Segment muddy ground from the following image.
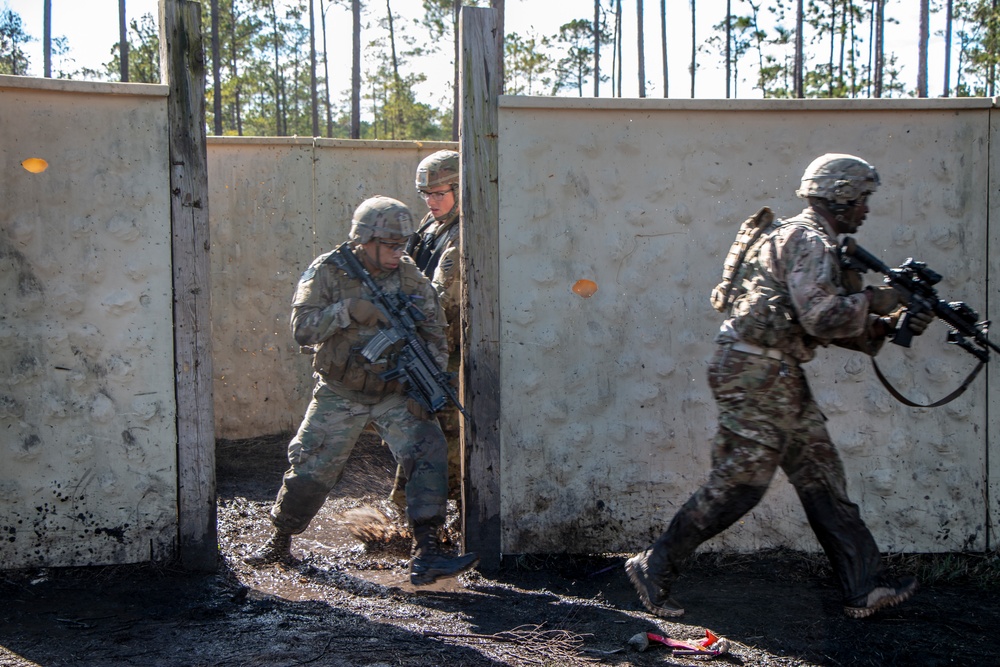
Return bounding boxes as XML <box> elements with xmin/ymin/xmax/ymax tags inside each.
<box><xmin>1</xmin><ymin>432</ymin><xmax>997</xmax><ymax>667</ymax></box>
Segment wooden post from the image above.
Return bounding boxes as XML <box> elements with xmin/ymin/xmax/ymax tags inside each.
<box><xmin>459</xmin><ymin>6</ymin><xmax>502</xmax><ymax>570</ymax></box>
<box><xmin>160</xmin><ymin>0</ymin><xmax>218</xmax><ymax>572</ymax></box>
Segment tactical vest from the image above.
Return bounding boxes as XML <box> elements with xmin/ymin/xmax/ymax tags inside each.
<box><xmin>407</xmin><ymin>211</ymin><xmax>458</xmax><ymax>280</ymax></box>
<box><xmin>711</xmin><ymin>208</ymin><xmax>813</xmax><ymax>349</ymax></box>
<box><xmin>311</xmin><ymin>256</ymin><xmax>427</xmax><ymax>401</ymax></box>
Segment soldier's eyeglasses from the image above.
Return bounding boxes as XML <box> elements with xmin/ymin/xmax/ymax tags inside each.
<box><xmin>378</xmin><ymin>239</ymin><xmax>407</xmax><ymax>254</ymax></box>
<box><xmin>418</xmin><ymin>189</ymin><xmax>452</xmax><ymax>202</ymax></box>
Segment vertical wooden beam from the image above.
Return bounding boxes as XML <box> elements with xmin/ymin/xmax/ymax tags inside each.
<box><xmin>160</xmin><ymin>0</ymin><xmax>218</xmax><ymax>572</ymax></box>
<box><xmin>988</xmin><ymin>104</ymin><xmax>1000</xmax><ymax>550</ymax></box>
<box><xmin>459</xmin><ymin>6</ymin><xmax>502</xmax><ymax>570</ymax></box>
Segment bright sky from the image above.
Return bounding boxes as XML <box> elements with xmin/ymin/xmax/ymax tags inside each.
<box><xmin>3</xmin><ymin>0</ymin><xmax>954</xmax><ymax>102</ymax></box>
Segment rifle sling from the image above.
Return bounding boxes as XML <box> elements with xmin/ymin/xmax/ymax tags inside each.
<box><xmin>871</xmin><ymin>357</ymin><xmax>984</xmax><ymax>408</ymax></box>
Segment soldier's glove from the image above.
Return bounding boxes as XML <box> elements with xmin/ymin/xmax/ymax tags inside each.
<box><xmin>865</xmin><ymin>286</ymin><xmax>901</xmax><ymax>315</ymax></box>
<box><xmin>906</xmin><ymin>309</ymin><xmax>935</xmax><ymax>336</ymax></box>
<box><xmin>347</xmin><ymin>298</ymin><xmax>385</xmax><ymax>327</ymax></box>
<box><xmin>406</xmin><ymin>398</ymin><xmax>431</xmax><ymax>421</ymax></box>
<box><xmin>841</xmin><ymin>268</ymin><xmax>865</xmax><ymax>294</ymax></box>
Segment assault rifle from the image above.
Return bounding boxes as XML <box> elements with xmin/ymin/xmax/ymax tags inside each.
<box><xmin>840</xmin><ymin>236</ymin><xmax>1000</xmax><ymax>363</ymax></box>
<box><xmin>330</xmin><ymin>242</ymin><xmax>470</xmax><ymax>419</ymax></box>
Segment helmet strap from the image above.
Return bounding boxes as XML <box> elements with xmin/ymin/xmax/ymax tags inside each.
<box><xmin>359</xmin><ymin>242</ymin><xmax>387</xmax><ymax>274</ymax></box>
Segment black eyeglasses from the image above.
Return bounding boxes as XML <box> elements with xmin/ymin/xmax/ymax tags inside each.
<box><xmin>418</xmin><ymin>189</ymin><xmax>452</xmax><ymax>202</ymax></box>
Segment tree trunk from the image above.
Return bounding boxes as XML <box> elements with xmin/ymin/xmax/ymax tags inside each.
<box><xmin>637</xmin><ymin>0</ymin><xmax>646</xmax><ymax>97</ymax></box>
<box><xmin>321</xmin><ymin>0</ymin><xmax>333</xmax><ymax>136</ymax></box>
<box><xmin>690</xmin><ymin>0</ymin><xmax>696</xmax><ymax>98</ymax></box>
<box><xmin>794</xmin><ymin>0</ymin><xmax>803</xmax><ymax>97</ymax></box>
<box><xmin>309</xmin><ymin>0</ymin><xmax>318</xmax><ymax>136</ymax></box>
<box><xmin>990</xmin><ymin>0</ymin><xmax>997</xmax><ymax>96</ymax></box>
<box><xmin>837</xmin><ymin>0</ymin><xmax>854</xmax><ymax>92</ymax></box>
<box><xmin>726</xmin><ymin>0</ymin><xmax>731</xmax><ymax>98</ymax></box>
<box><xmin>828</xmin><ymin>0</ymin><xmax>835</xmax><ymax>97</ymax></box>
<box><xmin>867</xmin><ymin>0</ymin><xmax>874</xmax><ymax>97</ymax></box>
<box><xmin>352</xmin><ymin>0</ymin><xmax>361</xmax><ymax>139</ymax></box>
<box><xmin>943</xmin><ymin>0</ymin><xmax>953</xmax><ymax>96</ymax></box>
<box><xmin>211</xmin><ymin>0</ymin><xmax>222</xmax><ymax>134</ymax></box>
<box><xmin>386</xmin><ymin>0</ymin><xmax>404</xmax><ymax>137</ymax></box>
<box><xmin>594</xmin><ymin>0</ymin><xmax>601</xmax><ymax>96</ymax></box>
<box><xmin>917</xmin><ymin>0</ymin><xmax>929</xmax><ymax>97</ymax></box>
<box><xmin>874</xmin><ymin>0</ymin><xmax>884</xmax><ymax>98</ymax></box>
<box><xmin>227</xmin><ymin>4</ymin><xmax>243</xmax><ymax>136</ymax></box>
<box><xmin>491</xmin><ymin>0</ymin><xmax>505</xmax><ymax>93</ymax></box>
<box><xmin>660</xmin><ymin>0</ymin><xmax>667</xmax><ymax>96</ymax></box>
<box><xmin>849</xmin><ymin>0</ymin><xmax>857</xmax><ymax>96</ymax></box>
<box><xmin>43</xmin><ymin>0</ymin><xmax>51</xmax><ymax>77</ymax></box>
<box><xmin>268</xmin><ymin>0</ymin><xmax>283</xmax><ymax>135</ymax></box>
<box><xmin>119</xmin><ymin>0</ymin><xmax>129</xmax><ymax>81</ymax></box>
<box><xmin>615</xmin><ymin>0</ymin><xmax>622</xmax><ymax>97</ymax></box>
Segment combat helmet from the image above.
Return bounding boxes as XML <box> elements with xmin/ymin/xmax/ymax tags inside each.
<box><xmin>415</xmin><ymin>150</ymin><xmax>459</xmax><ymax>190</ymax></box>
<box><xmin>796</xmin><ymin>153</ymin><xmax>880</xmax><ymax>206</ymax></box>
<box><xmin>349</xmin><ymin>196</ymin><xmax>415</xmax><ymax>244</ymax></box>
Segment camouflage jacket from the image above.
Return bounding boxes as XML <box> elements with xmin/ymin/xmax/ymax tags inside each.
<box><xmin>408</xmin><ymin>209</ymin><xmax>461</xmax><ymax>353</ymax></box>
<box><xmin>716</xmin><ymin>207</ymin><xmax>883</xmax><ymax>363</ymax></box>
<box><xmin>290</xmin><ymin>244</ymin><xmax>447</xmax><ymax>403</ymax></box>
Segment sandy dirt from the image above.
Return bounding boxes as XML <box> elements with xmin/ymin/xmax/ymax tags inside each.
<box><xmin>1</xmin><ymin>432</ymin><xmax>997</xmax><ymax>666</ymax></box>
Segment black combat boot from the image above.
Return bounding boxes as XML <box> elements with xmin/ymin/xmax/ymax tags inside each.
<box><xmin>409</xmin><ymin>521</ymin><xmax>479</xmax><ymax>585</ymax></box>
<box><xmin>244</xmin><ymin>531</ymin><xmax>292</xmax><ymax>566</ymax></box>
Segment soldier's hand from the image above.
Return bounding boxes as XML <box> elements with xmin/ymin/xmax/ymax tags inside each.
<box><xmin>406</xmin><ymin>398</ymin><xmax>431</xmax><ymax>420</ymax></box>
<box><xmin>907</xmin><ymin>310</ymin><xmax>935</xmax><ymax>336</ymax></box>
<box><xmin>866</xmin><ymin>286</ymin><xmax>900</xmax><ymax>315</ymax></box>
<box><xmin>841</xmin><ymin>269</ymin><xmax>864</xmax><ymax>294</ymax></box>
<box><xmin>348</xmin><ymin>298</ymin><xmax>384</xmax><ymax>327</ymax></box>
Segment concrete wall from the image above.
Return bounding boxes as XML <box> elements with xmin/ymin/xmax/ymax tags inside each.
<box><xmin>0</xmin><ymin>76</ymin><xmax>176</xmax><ymax>568</ymax></box>
<box><xmin>497</xmin><ymin>96</ymin><xmax>997</xmax><ymax>555</ymax></box>
<box><xmin>3</xmin><ymin>70</ymin><xmax>997</xmax><ymax>566</ymax></box>
<box><xmin>208</xmin><ymin>138</ymin><xmax>456</xmax><ymax>440</ymax></box>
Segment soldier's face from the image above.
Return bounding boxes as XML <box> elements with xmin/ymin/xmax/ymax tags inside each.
<box><xmin>362</xmin><ymin>237</ymin><xmax>406</xmax><ymax>272</ymax></box>
<box><xmin>419</xmin><ymin>186</ymin><xmax>455</xmax><ymax>219</ymax></box>
<box><xmin>836</xmin><ymin>196</ymin><xmax>869</xmax><ymax>235</ymax></box>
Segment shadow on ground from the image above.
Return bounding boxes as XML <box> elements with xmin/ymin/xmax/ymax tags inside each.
<box><xmin>1</xmin><ymin>433</ymin><xmax>997</xmax><ymax>666</ymax></box>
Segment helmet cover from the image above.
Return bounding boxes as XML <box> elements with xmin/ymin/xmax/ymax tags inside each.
<box><xmin>796</xmin><ymin>153</ymin><xmax>880</xmax><ymax>205</ymax></box>
<box><xmin>415</xmin><ymin>150</ymin><xmax>459</xmax><ymax>190</ymax></box>
<box><xmin>349</xmin><ymin>196</ymin><xmax>415</xmax><ymax>243</ymax></box>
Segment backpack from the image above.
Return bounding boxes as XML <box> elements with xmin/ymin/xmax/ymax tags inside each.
<box><xmin>709</xmin><ymin>206</ymin><xmax>779</xmax><ymax>313</ymax></box>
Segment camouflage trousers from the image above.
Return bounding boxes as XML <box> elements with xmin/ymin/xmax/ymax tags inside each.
<box><xmin>646</xmin><ymin>345</ymin><xmax>883</xmax><ymax>602</ymax></box>
<box><xmin>269</xmin><ymin>381</ymin><xmax>449</xmax><ymax>534</ymax></box>
<box><xmin>392</xmin><ymin>350</ymin><xmax>462</xmax><ymax>501</ymax></box>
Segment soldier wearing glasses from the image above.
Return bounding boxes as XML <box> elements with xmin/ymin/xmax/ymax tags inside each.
<box><xmin>388</xmin><ymin>150</ymin><xmax>465</xmax><ymax>508</ymax></box>
<box><xmin>246</xmin><ymin>195</ymin><xmax>478</xmax><ymax>585</ymax></box>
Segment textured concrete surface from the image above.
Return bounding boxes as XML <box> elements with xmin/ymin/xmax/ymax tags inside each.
<box><xmin>207</xmin><ymin>137</ymin><xmax>456</xmax><ymax>439</ymax></box>
<box><xmin>0</xmin><ymin>76</ymin><xmax>175</xmax><ymax>568</ymax></box>
<box><xmin>497</xmin><ymin>97</ymin><xmax>995</xmax><ymax>555</ymax></box>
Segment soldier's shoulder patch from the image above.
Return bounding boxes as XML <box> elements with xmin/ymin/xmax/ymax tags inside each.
<box><xmin>298</xmin><ymin>265</ymin><xmax>318</xmax><ymax>283</ymax></box>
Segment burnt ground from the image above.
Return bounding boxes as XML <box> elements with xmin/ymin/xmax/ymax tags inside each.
<box><xmin>1</xmin><ymin>433</ymin><xmax>998</xmax><ymax>667</ymax></box>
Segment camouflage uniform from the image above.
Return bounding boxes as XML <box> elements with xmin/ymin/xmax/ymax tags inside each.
<box><xmin>390</xmin><ymin>149</ymin><xmax>464</xmax><ymax>504</ymax></box>
<box><xmin>406</xmin><ymin>207</ymin><xmax>462</xmax><ymax>497</ymax></box>
<box><xmin>629</xmin><ymin>171</ymin><xmax>913</xmax><ymax>615</ymax></box>
<box><xmin>269</xmin><ymin>244</ymin><xmax>451</xmax><ymax>532</ymax></box>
